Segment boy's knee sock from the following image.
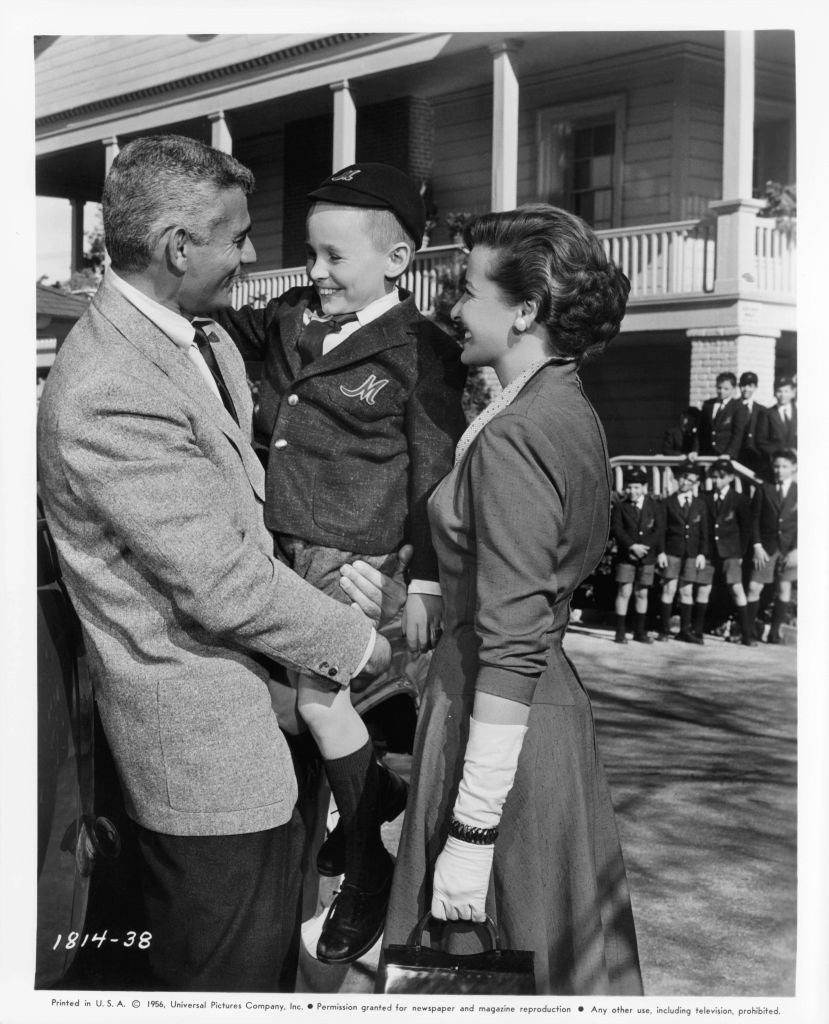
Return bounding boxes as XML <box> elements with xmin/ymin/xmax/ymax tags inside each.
<box><xmin>736</xmin><ymin>603</ymin><xmax>752</xmax><ymax>638</ymax></box>
<box><xmin>771</xmin><ymin>599</ymin><xmax>791</xmax><ymax>634</ymax></box>
<box><xmin>745</xmin><ymin>600</ymin><xmax>759</xmax><ymax>636</ymax></box>
<box><xmin>693</xmin><ymin>601</ymin><xmax>708</xmax><ymax>635</ymax></box>
<box><xmin>634</xmin><ymin>611</ymin><xmax>648</xmax><ymax>636</ymax></box>
<box><xmin>679</xmin><ymin>603</ymin><xmax>692</xmax><ymax>634</ymax></box>
<box><xmin>660</xmin><ymin>601</ymin><xmax>673</xmax><ymax>635</ymax></box>
<box><xmin>323</xmin><ymin>738</ymin><xmax>387</xmax><ymax>889</ymax></box>
<box><xmin>614</xmin><ymin>613</ymin><xmax>627</xmax><ymax>640</ymax></box>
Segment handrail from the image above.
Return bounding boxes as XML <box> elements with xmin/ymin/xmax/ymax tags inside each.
<box><xmin>609</xmin><ymin>455</ymin><xmax>764</xmax><ymax>497</ymax></box>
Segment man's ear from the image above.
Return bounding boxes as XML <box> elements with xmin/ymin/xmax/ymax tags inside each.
<box><xmin>385</xmin><ymin>242</ymin><xmax>413</xmax><ymax>282</ymax></box>
<box><xmin>165</xmin><ymin>227</ymin><xmax>189</xmax><ymax>273</ymax></box>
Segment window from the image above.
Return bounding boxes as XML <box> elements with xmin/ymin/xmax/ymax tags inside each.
<box><xmin>537</xmin><ymin>97</ymin><xmax>625</xmax><ymax>230</ymax></box>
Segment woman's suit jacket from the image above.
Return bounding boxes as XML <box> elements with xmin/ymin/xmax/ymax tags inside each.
<box><xmin>37</xmin><ymin>278</ymin><xmax>373</xmax><ymax>837</ymax></box>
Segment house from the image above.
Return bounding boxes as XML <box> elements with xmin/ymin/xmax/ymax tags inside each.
<box><xmin>35</xmin><ymin>31</ymin><xmax>796</xmax><ymax>454</ymax></box>
<box><xmin>36</xmin><ymin>283</ymin><xmax>91</xmax><ymax>381</ymax></box>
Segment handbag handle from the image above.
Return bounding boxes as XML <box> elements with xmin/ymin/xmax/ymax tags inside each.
<box><xmin>409</xmin><ymin>912</ymin><xmax>500</xmax><ymax>951</ymax></box>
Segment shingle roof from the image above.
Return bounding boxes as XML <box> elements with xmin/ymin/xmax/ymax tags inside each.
<box><xmin>36</xmin><ymin>283</ymin><xmax>90</xmax><ymax>320</ymax></box>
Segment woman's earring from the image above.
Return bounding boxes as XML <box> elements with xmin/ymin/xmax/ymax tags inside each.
<box><xmin>514</xmin><ymin>315</ymin><xmax>528</xmax><ymax>333</ymax></box>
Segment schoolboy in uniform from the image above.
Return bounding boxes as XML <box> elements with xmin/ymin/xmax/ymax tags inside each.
<box><xmin>655</xmin><ymin>461</ymin><xmax>708</xmax><ymax>642</ymax></box>
<box><xmin>219</xmin><ymin>163</ymin><xmax>467</xmax><ymax>965</ymax></box>
<box><xmin>695</xmin><ymin>458</ymin><xmax>756</xmax><ymax>645</ymax></box>
<box><xmin>699</xmin><ymin>371</ymin><xmax>747</xmax><ymax>459</ymax></box>
<box><xmin>736</xmin><ymin>371</ymin><xmax>767</xmax><ymax>477</ymax></box>
<box><xmin>747</xmin><ymin>448</ymin><xmax>798</xmax><ymax>644</ymax></box>
<box><xmin>757</xmin><ymin>377</ymin><xmax>798</xmax><ymax>477</ymax></box>
<box><xmin>611</xmin><ymin>466</ymin><xmax>664</xmax><ymax>644</ymax></box>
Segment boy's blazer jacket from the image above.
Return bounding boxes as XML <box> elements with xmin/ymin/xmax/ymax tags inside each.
<box><xmin>220</xmin><ymin>287</ymin><xmax>466</xmax><ymax>582</ymax></box>
<box><xmin>705</xmin><ymin>487</ymin><xmax>751</xmax><ymax>559</ymax></box>
<box><xmin>659</xmin><ymin>493</ymin><xmax>708</xmax><ymax>559</ymax></box>
<box><xmin>752</xmin><ymin>481</ymin><xmax>798</xmax><ymax>555</ymax></box>
<box><xmin>757</xmin><ymin>403</ymin><xmax>798</xmax><ymax>460</ymax></box>
<box><xmin>37</xmin><ymin>278</ymin><xmax>373</xmax><ymax>837</ymax></box>
<box><xmin>611</xmin><ymin>495</ymin><xmax>664</xmax><ymax>564</ymax></box>
<box><xmin>699</xmin><ymin>396</ymin><xmax>746</xmax><ymax>458</ymax></box>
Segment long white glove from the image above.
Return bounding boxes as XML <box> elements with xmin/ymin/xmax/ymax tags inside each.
<box><xmin>431</xmin><ymin>716</ymin><xmax>528</xmax><ymax>921</ymax></box>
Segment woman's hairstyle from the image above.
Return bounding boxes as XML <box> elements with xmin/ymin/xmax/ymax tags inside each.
<box><xmin>102</xmin><ymin>134</ymin><xmax>256</xmax><ymax>273</ymax></box>
<box><xmin>463</xmin><ymin>204</ymin><xmax>630</xmax><ymax>363</ymax></box>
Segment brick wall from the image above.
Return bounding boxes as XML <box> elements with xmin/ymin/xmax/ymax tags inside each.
<box><xmin>688</xmin><ymin>329</ymin><xmax>778</xmax><ymax>407</ymax></box>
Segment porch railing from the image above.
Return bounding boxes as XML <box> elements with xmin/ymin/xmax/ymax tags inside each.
<box><xmin>230</xmin><ymin>219</ymin><xmax>795</xmax><ymax>312</ymax></box>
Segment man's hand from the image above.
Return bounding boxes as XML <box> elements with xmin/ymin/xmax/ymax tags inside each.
<box><xmin>361</xmin><ymin>632</ymin><xmax>392</xmax><ymax>679</ymax></box>
<box><xmin>753</xmin><ymin>543</ymin><xmax>769</xmax><ymax>570</ymax></box>
<box><xmin>338</xmin><ymin>544</ymin><xmax>413</xmax><ymax>628</ymax></box>
<box><xmin>403</xmin><ymin>593</ymin><xmax>443</xmax><ymax>654</ymax></box>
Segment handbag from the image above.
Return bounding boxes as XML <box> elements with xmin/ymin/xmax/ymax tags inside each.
<box><xmin>379</xmin><ymin>913</ymin><xmax>536</xmax><ymax>995</ymax></box>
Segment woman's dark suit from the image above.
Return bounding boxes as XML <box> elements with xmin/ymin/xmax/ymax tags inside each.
<box><xmin>383</xmin><ymin>361</ymin><xmax>642</xmax><ymax>994</ymax></box>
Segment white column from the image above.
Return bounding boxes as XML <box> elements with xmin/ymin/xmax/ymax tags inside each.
<box><xmin>70</xmin><ymin>198</ymin><xmax>85</xmax><ymax>273</ymax></box>
<box><xmin>331</xmin><ymin>81</ymin><xmax>357</xmax><ymax>171</ymax></box>
<box><xmin>722</xmin><ymin>30</ymin><xmax>755</xmax><ymax>200</ymax></box>
<box><xmin>490</xmin><ymin>41</ymin><xmax>521</xmax><ymax>212</ymax></box>
<box><xmin>102</xmin><ymin>136</ymin><xmax>119</xmax><ymax>174</ymax></box>
<box><xmin>209</xmin><ymin>111</ymin><xmax>233</xmax><ymax>153</ymax></box>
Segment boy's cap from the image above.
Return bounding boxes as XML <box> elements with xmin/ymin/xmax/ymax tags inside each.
<box><xmin>709</xmin><ymin>458</ymin><xmax>734</xmax><ymax>475</ymax></box>
<box><xmin>622</xmin><ymin>466</ymin><xmax>648</xmax><ymax>485</ymax></box>
<box><xmin>308</xmin><ymin>163</ymin><xmax>426</xmax><ymax>248</ymax></box>
<box><xmin>739</xmin><ymin>371</ymin><xmax>758</xmax><ymax>386</ymax></box>
<box><xmin>677</xmin><ymin>461</ymin><xmax>703</xmax><ymax>479</ymax></box>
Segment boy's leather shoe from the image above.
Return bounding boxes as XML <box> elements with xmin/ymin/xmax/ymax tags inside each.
<box><xmin>632</xmin><ymin>632</ymin><xmax>653</xmax><ymax>644</ymax></box>
<box><xmin>317</xmin><ymin>764</ymin><xmax>408</xmax><ymax>877</ymax></box>
<box><xmin>316</xmin><ymin>857</ymin><xmax>394</xmax><ymax>965</ymax></box>
<box><xmin>677</xmin><ymin>630</ymin><xmax>703</xmax><ymax>645</ymax></box>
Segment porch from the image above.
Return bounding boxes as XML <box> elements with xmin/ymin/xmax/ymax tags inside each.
<box><xmin>230</xmin><ymin>216</ymin><xmax>796</xmax><ymax>315</ymax></box>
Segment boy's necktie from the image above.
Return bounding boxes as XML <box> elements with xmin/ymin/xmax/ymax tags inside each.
<box><xmin>192</xmin><ymin>323</ymin><xmax>238</xmax><ymax>425</ymax></box>
<box><xmin>297</xmin><ymin>313</ymin><xmax>359</xmax><ymax>366</ymax></box>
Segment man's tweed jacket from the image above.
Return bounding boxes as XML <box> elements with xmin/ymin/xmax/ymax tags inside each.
<box><xmin>37</xmin><ymin>277</ymin><xmax>374</xmax><ymax>837</ymax></box>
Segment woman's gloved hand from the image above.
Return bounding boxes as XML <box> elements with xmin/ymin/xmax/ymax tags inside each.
<box><xmin>431</xmin><ymin>835</ymin><xmax>494</xmax><ymax>922</ymax></box>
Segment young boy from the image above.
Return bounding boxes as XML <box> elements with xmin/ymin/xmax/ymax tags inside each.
<box><xmin>655</xmin><ymin>461</ymin><xmax>708</xmax><ymax>642</ymax></box>
<box><xmin>747</xmin><ymin>448</ymin><xmax>798</xmax><ymax>643</ymax></box>
<box><xmin>699</xmin><ymin>371</ymin><xmax>746</xmax><ymax>459</ymax></box>
<box><xmin>611</xmin><ymin>466</ymin><xmax>664</xmax><ymax>644</ymax></box>
<box><xmin>219</xmin><ymin>163</ymin><xmax>467</xmax><ymax>964</ymax></box>
<box><xmin>697</xmin><ymin>458</ymin><xmax>755</xmax><ymax>645</ymax></box>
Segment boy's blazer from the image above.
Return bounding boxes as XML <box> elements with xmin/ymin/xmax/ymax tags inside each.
<box><xmin>704</xmin><ymin>487</ymin><xmax>751</xmax><ymax>560</ymax></box>
<box><xmin>757</xmin><ymin>403</ymin><xmax>798</xmax><ymax>461</ymax></box>
<box><xmin>659</xmin><ymin>493</ymin><xmax>708</xmax><ymax>559</ymax></box>
<box><xmin>611</xmin><ymin>495</ymin><xmax>664</xmax><ymax>565</ymax></box>
<box><xmin>752</xmin><ymin>481</ymin><xmax>798</xmax><ymax>555</ymax></box>
<box><xmin>220</xmin><ymin>287</ymin><xmax>466</xmax><ymax>582</ymax></box>
<box><xmin>37</xmin><ymin>278</ymin><xmax>374</xmax><ymax>837</ymax></box>
<box><xmin>699</xmin><ymin>396</ymin><xmax>746</xmax><ymax>458</ymax></box>
<box><xmin>737</xmin><ymin>401</ymin><xmax>767</xmax><ymax>474</ymax></box>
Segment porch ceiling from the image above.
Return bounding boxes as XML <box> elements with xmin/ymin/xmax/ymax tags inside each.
<box><xmin>35</xmin><ymin>30</ymin><xmax>794</xmax><ymax>203</ymax></box>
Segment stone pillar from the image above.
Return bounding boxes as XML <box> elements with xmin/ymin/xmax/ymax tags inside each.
<box><xmin>331</xmin><ymin>81</ymin><xmax>356</xmax><ymax>171</ymax></box>
<box><xmin>102</xmin><ymin>136</ymin><xmax>119</xmax><ymax>174</ymax></box>
<box><xmin>489</xmin><ymin>41</ymin><xmax>521</xmax><ymax>212</ymax></box>
<box><xmin>687</xmin><ymin>327</ymin><xmax>779</xmax><ymax>407</ymax></box>
<box><xmin>722</xmin><ymin>30</ymin><xmax>755</xmax><ymax>200</ymax></box>
<box><xmin>70</xmin><ymin>198</ymin><xmax>85</xmax><ymax>273</ymax></box>
<box><xmin>209</xmin><ymin>111</ymin><xmax>233</xmax><ymax>153</ymax></box>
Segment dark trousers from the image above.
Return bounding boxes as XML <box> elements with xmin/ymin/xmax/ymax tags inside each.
<box><xmin>135</xmin><ymin>812</ymin><xmax>305</xmax><ymax>992</ymax></box>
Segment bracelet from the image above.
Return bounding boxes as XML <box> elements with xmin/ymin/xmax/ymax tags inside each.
<box><xmin>448</xmin><ymin>816</ymin><xmax>499</xmax><ymax>845</ymax></box>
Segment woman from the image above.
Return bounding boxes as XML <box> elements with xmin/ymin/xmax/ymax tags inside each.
<box><xmin>381</xmin><ymin>205</ymin><xmax>643</xmax><ymax>994</ymax></box>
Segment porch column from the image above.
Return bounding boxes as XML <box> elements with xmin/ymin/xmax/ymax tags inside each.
<box><xmin>209</xmin><ymin>111</ymin><xmax>233</xmax><ymax>153</ymax></box>
<box><xmin>70</xmin><ymin>198</ymin><xmax>85</xmax><ymax>273</ymax></box>
<box><xmin>102</xmin><ymin>136</ymin><xmax>119</xmax><ymax>174</ymax></box>
<box><xmin>687</xmin><ymin>327</ymin><xmax>779</xmax><ymax>408</ymax></box>
<box><xmin>722</xmin><ymin>30</ymin><xmax>754</xmax><ymax>200</ymax></box>
<box><xmin>489</xmin><ymin>41</ymin><xmax>521</xmax><ymax>211</ymax></box>
<box><xmin>331</xmin><ymin>80</ymin><xmax>356</xmax><ymax>171</ymax></box>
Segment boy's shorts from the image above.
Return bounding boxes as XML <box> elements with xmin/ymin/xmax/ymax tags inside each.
<box><xmin>751</xmin><ymin>550</ymin><xmax>797</xmax><ymax>585</ymax></box>
<box><xmin>615</xmin><ymin>561</ymin><xmax>655</xmax><ymax>586</ymax></box>
<box><xmin>710</xmin><ymin>556</ymin><xmax>742</xmax><ymax>585</ymax></box>
<box><xmin>275</xmin><ymin>534</ymin><xmax>401</xmax><ymax>604</ymax></box>
<box><xmin>658</xmin><ymin>554</ymin><xmax>704</xmax><ymax>583</ymax></box>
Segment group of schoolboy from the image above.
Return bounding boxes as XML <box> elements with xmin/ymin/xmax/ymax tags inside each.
<box><xmin>611</xmin><ymin>450</ymin><xmax>798</xmax><ymax>646</ymax></box>
<box><xmin>218</xmin><ymin>164</ymin><xmax>466</xmax><ymax>966</ymax></box>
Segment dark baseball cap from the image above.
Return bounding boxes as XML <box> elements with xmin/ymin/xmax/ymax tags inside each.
<box><xmin>308</xmin><ymin>163</ymin><xmax>426</xmax><ymax>248</ymax></box>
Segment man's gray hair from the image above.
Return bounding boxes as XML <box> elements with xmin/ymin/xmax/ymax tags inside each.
<box><xmin>102</xmin><ymin>134</ymin><xmax>255</xmax><ymax>273</ymax></box>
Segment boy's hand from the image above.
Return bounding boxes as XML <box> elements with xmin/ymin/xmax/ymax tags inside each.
<box><xmin>695</xmin><ymin>554</ymin><xmax>707</xmax><ymax>570</ymax></box>
<box><xmin>403</xmin><ymin>592</ymin><xmax>444</xmax><ymax>654</ymax></box>
<box><xmin>656</xmin><ymin>553</ymin><xmax>668</xmax><ymax>569</ymax></box>
<box><xmin>630</xmin><ymin>543</ymin><xmax>649</xmax><ymax>561</ymax></box>
<box><xmin>753</xmin><ymin>543</ymin><xmax>769</xmax><ymax>570</ymax></box>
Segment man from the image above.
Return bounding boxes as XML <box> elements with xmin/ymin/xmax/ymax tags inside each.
<box><xmin>747</xmin><ymin>449</ymin><xmax>798</xmax><ymax>644</ymax></box>
<box><xmin>735</xmin><ymin>371</ymin><xmax>767</xmax><ymax>477</ymax></box>
<box><xmin>37</xmin><ymin>135</ymin><xmax>400</xmax><ymax>993</ymax></box>
<box><xmin>757</xmin><ymin>376</ymin><xmax>798</xmax><ymax>476</ymax></box>
<box><xmin>699</xmin><ymin>371</ymin><xmax>746</xmax><ymax>459</ymax></box>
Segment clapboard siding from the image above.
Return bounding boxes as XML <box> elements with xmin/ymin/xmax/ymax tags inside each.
<box><xmin>235</xmin><ymin>130</ymin><xmax>285</xmax><ymax>273</ymax></box>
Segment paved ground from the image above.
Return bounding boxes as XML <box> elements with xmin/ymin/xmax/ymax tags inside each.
<box><xmin>298</xmin><ymin>625</ymin><xmax>797</xmax><ymax>997</ymax></box>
